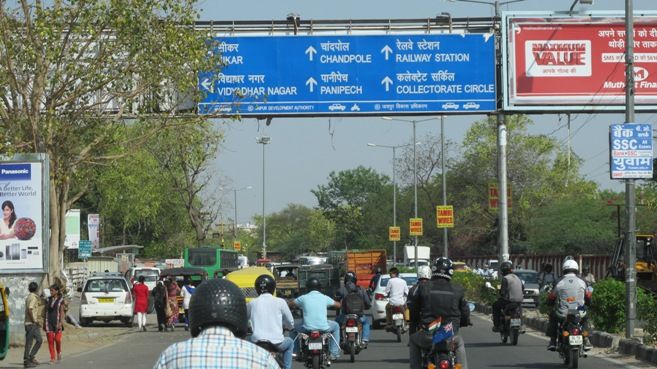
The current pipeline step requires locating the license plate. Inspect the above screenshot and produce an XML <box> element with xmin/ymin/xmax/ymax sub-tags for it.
<box><xmin>510</xmin><ymin>319</ymin><xmax>521</xmax><ymax>327</ymax></box>
<box><xmin>569</xmin><ymin>335</ymin><xmax>583</xmax><ymax>346</ymax></box>
<box><xmin>307</xmin><ymin>342</ymin><xmax>323</xmax><ymax>350</ymax></box>
<box><xmin>97</xmin><ymin>297</ymin><xmax>114</xmax><ymax>303</ymax></box>
<box><xmin>345</xmin><ymin>327</ymin><xmax>359</xmax><ymax>333</ymax></box>
<box><xmin>392</xmin><ymin>313</ymin><xmax>404</xmax><ymax>320</ymax></box>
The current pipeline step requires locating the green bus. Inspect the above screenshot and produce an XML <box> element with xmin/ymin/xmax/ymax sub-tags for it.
<box><xmin>183</xmin><ymin>247</ymin><xmax>239</xmax><ymax>278</ymax></box>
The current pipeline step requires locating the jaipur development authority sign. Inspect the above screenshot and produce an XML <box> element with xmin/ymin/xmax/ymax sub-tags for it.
<box><xmin>503</xmin><ymin>14</ymin><xmax>657</xmax><ymax>111</ymax></box>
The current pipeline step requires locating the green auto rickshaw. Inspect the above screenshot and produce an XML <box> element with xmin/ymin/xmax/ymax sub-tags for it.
<box><xmin>0</xmin><ymin>282</ymin><xmax>10</xmax><ymax>361</ymax></box>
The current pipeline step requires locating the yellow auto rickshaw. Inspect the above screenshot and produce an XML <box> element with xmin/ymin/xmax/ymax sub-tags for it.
<box><xmin>0</xmin><ymin>282</ymin><xmax>10</xmax><ymax>361</ymax></box>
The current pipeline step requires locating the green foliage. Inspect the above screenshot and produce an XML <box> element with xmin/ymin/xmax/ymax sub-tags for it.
<box><xmin>589</xmin><ymin>278</ymin><xmax>655</xmax><ymax>334</ymax></box>
<box><xmin>451</xmin><ymin>272</ymin><xmax>498</xmax><ymax>305</ymax></box>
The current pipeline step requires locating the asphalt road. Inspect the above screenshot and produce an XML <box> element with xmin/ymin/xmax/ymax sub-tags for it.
<box><xmin>47</xmin><ymin>312</ymin><xmax>654</xmax><ymax>369</ymax></box>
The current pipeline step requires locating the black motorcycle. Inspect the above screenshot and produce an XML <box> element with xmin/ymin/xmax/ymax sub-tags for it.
<box><xmin>498</xmin><ymin>303</ymin><xmax>522</xmax><ymax>345</ymax></box>
<box><xmin>299</xmin><ymin>330</ymin><xmax>332</xmax><ymax>369</ymax></box>
<box><xmin>340</xmin><ymin>314</ymin><xmax>363</xmax><ymax>363</ymax></box>
<box><xmin>421</xmin><ymin>320</ymin><xmax>457</xmax><ymax>369</ymax></box>
<box><xmin>556</xmin><ymin>308</ymin><xmax>587</xmax><ymax>369</ymax></box>
<box><xmin>254</xmin><ymin>340</ymin><xmax>285</xmax><ymax>368</ymax></box>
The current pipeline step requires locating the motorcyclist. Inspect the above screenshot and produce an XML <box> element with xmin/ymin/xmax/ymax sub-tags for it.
<box><xmin>408</xmin><ymin>265</ymin><xmax>431</xmax><ymax>335</ymax></box>
<box><xmin>248</xmin><ymin>275</ymin><xmax>295</xmax><ymax>369</ymax></box>
<box><xmin>409</xmin><ymin>257</ymin><xmax>471</xmax><ymax>369</ymax></box>
<box><xmin>289</xmin><ymin>277</ymin><xmax>342</xmax><ymax>361</ymax></box>
<box><xmin>384</xmin><ymin>267</ymin><xmax>409</xmax><ymax>328</ymax></box>
<box><xmin>491</xmin><ymin>261</ymin><xmax>524</xmax><ymax>332</ymax></box>
<box><xmin>538</xmin><ymin>263</ymin><xmax>557</xmax><ymax>290</ymax></box>
<box><xmin>369</xmin><ymin>267</ymin><xmax>383</xmax><ymax>291</ymax></box>
<box><xmin>335</xmin><ymin>271</ymin><xmax>372</xmax><ymax>348</ymax></box>
<box><xmin>153</xmin><ymin>279</ymin><xmax>279</xmax><ymax>369</ymax></box>
<box><xmin>546</xmin><ymin>259</ymin><xmax>592</xmax><ymax>352</ymax></box>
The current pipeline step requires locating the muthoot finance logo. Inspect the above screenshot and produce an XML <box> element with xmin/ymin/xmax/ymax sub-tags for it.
<box><xmin>524</xmin><ymin>40</ymin><xmax>592</xmax><ymax>77</ymax></box>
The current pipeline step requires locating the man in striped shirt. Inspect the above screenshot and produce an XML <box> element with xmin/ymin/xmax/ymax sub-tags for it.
<box><xmin>153</xmin><ymin>279</ymin><xmax>279</xmax><ymax>369</ymax></box>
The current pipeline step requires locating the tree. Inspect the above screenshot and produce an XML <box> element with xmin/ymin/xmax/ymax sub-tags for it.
<box><xmin>312</xmin><ymin>166</ymin><xmax>389</xmax><ymax>248</ymax></box>
<box><xmin>0</xmin><ymin>1</ymin><xmax>218</xmax><ymax>278</ymax></box>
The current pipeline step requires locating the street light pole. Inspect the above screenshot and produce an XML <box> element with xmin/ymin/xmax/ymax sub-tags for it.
<box><xmin>368</xmin><ymin>142</ymin><xmax>417</xmax><ymax>266</ymax></box>
<box><xmin>231</xmin><ymin>186</ymin><xmax>252</xmax><ymax>238</ymax></box>
<box><xmin>256</xmin><ymin>136</ymin><xmax>271</xmax><ymax>259</ymax></box>
<box><xmin>441</xmin><ymin>116</ymin><xmax>449</xmax><ymax>257</ymax></box>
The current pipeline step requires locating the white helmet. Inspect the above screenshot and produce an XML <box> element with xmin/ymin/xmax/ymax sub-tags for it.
<box><xmin>417</xmin><ymin>265</ymin><xmax>432</xmax><ymax>280</ymax></box>
<box><xmin>562</xmin><ymin>259</ymin><xmax>579</xmax><ymax>272</ymax></box>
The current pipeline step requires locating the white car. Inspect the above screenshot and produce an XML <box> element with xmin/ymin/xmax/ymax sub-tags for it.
<box><xmin>79</xmin><ymin>273</ymin><xmax>134</xmax><ymax>326</ymax></box>
<box><xmin>442</xmin><ymin>102</ymin><xmax>459</xmax><ymax>110</ymax></box>
<box><xmin>463</xmin><ymin>102</ymin><xmax>481</xmax><ymax>110</ymax></box>
<box><xmin>328</xmin><ymin>103</ymin><xmax>346</xmax><ymax>111</ymax></box>
<box><xmin>369</xmin><ymin>272</ymin><xmax>418</xmax><ymax>328</ymax></box>
<box><xmin>125</xmin><ymin>266</ymin><xmax>161</xmax><ymax>291</ymax></box>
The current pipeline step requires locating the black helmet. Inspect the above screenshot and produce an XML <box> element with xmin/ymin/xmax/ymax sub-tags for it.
<box><xmin>255</xmin><ymin>274</ymin><xmax>276</xmax><ymax>295</ymax></box>
<box><xmin>432</xmin><ymin>257</ymin><xmax>454</xmax><ymax>280</ymax></box>
<box><xmin>344</xmin><ymin>271</ymin><xmax>357</xmax><ymax>284</ymax></box>
<box><xmin>306</xmin><ymin>277</ymin><xmax>322</xmax><ymax>292</ymax></box>
<box><xmin>500</xmin><ymin>261</ymin><xmax>513</xmax><ymax>275</ymax></box>
<box><xmin>189</xmin><ymin>279</ymin><xmax>247</xmax><ymax>338</ymax></box>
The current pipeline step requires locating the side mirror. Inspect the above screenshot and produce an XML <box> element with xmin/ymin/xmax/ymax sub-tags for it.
<box><xmin>467</xmin><ymin>302</ymin><xmax>475</xmax><ymax>312</ymax></box>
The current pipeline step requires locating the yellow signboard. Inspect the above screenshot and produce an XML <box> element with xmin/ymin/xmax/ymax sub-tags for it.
<box><xmin>409</xmin><ymin>218</ymin><xmax>423</xmax><ymax>236</ymax></box>
<box><xmin>389</xmin><ymin>226</ymin><xmax>401</xmax><ymax>241</ymax></box>
<box><xmin>436</xmin><ymin>205</ymin><xmax>454</xmax><ymax>228</ymax></box>
<box><xmin>488</xmin><ymin>183</ymin><xmax>512</xmax><ymax>211</ymax></box>
<box><xmin>233</xmin><ymin>241</ymin><xmax>242</xmax><ymax>251</ymax></box>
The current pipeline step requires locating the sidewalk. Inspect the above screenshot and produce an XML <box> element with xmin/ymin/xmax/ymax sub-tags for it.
<box><xmin>2</xmin><ymin>322</ymin><xmax>135</xmax><ymax>368</ymax></box>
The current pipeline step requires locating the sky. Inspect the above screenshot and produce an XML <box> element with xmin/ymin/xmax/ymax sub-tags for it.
<box><xmin>197</xmin><ymin>0</ymin><xmax>657</xmax><ymax>225</ymax></box>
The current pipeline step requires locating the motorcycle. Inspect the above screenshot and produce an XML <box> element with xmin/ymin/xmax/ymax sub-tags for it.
<box><xmin>299</xmin><ymin>330</ymin><xmax>332</xmax><ymax>369</ymax></box>
<box><xmin>498</xmin><ymin>303</ymin><xmax>522</xmax><ymax>345</ymax></box>
<box><xmin>340</xmin><ymin>314</ymin><xmax>363</xmax><ymax>363</ymax></box>
<box><xmin>421</xmin><ymin>319</ymin><xmax>459</xmax><ymax>369</ymax></box>
<box><xmin>254</xmin><ymin>340</ymin><xmax>285</xmax><ymax>368</ymax></box>
<box><xmin>556</xmin><ymin>307</ymin><xmax>587</xmax><ymax>369</ymax></box>
<box><xmin>389</xmin><ymin>304</ymin><xmax>407</xmax><ymax>342</ymax></box>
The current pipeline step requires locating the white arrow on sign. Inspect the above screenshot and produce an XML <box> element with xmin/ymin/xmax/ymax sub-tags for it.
<box><xmin>305</xmin><ymin>46</ymin><xmax>317</xmax><ymax>61</ymax></box>
<box><xmin>306</xmin><ymin>77</ymin><xmax>317</xmax><ymax>92</ymax></box>
<box><xmin>381</xmin><ymin>76</ymin><xmax>393</xmax><ymax>92</ymax></box>
<box><xmin>201</xmin><ymin>78</ymin><xmax>214</xmax><ymax>93</ymax></box>
<box><xmin>381</xmin><ymin>45</ymin><xmax>393</xmax><ymax>60</ymax></box>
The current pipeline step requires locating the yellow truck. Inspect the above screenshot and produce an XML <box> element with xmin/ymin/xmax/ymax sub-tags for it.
<box><xmin>0</xmin><ymin>282</ymin><xmax>9</xmax><ymax>361</ymax></box>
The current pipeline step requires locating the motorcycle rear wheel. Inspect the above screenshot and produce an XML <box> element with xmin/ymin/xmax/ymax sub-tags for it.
<box><xmin>312</xmin><ymin>355</ymin><xmax>320</xmax><ymax>369</ymax></box>
<box><xmin>349</xmin><ymin>342</ymin><xmax>356</xmax><ymax>362</ymax></box>
<box><xmin>569</xmin><ymin>349</ymin><xmax>579</xmax><ymax>369</ymax></box>
<box><xmin>511</xmin><ymin>328</ymin><xmax>519</xmax><ymax>345</ymax></box>
<box><xmin>396</xmin><ymin>327</ymin><xmax>402</xmax><ymax>342</ymax></box>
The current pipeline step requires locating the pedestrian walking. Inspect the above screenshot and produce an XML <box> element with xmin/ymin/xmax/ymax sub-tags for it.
<box><xmin>180</xmin><ymin>277</ymin><xmax>195</xmax><ymax>331</ymax></box>
<box><xmin>164</xmin><ymin>278</ymin><xmax>180</xmax><ymax>331</ymax></box>
<box><xmin>44</xmin><ymin>284</ymin><xmax>66</xmax><ymax>364</ymax></box>
<box><xmin>152</xmin><ymin>280</ymin><xmax>167</xmax><ymax>331</ymax></box>
<box><xmin>24</xmin><ymin>282</ymin><xmax>43</xmax><ymax>368</ymax></box>
<box><xmin>133</xmin><ymin>275</ymin><xmax>150</xmax><ymax>331</ymax></box>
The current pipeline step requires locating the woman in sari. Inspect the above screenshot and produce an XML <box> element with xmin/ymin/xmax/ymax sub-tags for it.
<box><xmin>164</xmin><ymin>277</ymin><xmax>180</xmax><ymax>331</ymax></box>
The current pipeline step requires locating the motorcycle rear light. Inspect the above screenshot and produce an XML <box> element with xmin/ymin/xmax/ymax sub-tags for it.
<box><xmin>392</xmin><ymin>305</ymin><xmax>403</xmax><ymax>313</ymax></box>
<box><xmin>346</xmin><ymin>319</ymin><xmax>356</xmax><ymax>327</ymax></box>
<box><xmin>562</xmin><ymin>331</ymin><xmax>570</xmax><ymax>337</ymax></box>
<box><xmin>375</xmin><ymin>293</ymin><xmax>386</xmax><ymax>300</ymax></box>
<box><xmin>571</xmin><ymin>328</ymin><xmax>580</xmax><ymax>335</ymax></box>
<box><xmin>310</xmin><ymin>331</ymin><xmax>321</xmax><ymax>339</ymax></box>
<box><xmin>583</xmin><ymin>331</ymin><xmax>589</xmax><ymax>337</ymax></box>
<box><xmin>439</xmin><ymin>360</ymin><xmax>450</xmax><ymax>369</ymax></box>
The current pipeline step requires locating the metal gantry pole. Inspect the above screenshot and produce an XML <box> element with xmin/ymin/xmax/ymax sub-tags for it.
<box><xmin>495</xmin><ymin>1</ymin><xmax>509</xmax><ymax>263</ymax></box>
<box><xmin>441</xmin><ymin>116</ymin><xmax>449</xmax><ymax>257</ymax></box>
<box><xmin>262</xmin><ymin>141</ymin><xmax>267</xmax><ymax>259</ymax></box>
<box><xmin>625</xmin><ymin>0</ymin><xmax>637</xmax><ymax>339</ymax></box>
<box><xmin>233</xmin><ymin>189</ymin><xmax>238</xmax><ymax>238</ymax></box>
<box><xmin>413</xmin><ymin>120</ymin><xmax>419</xmax><ymax>271</ymax></box>
<box><xmin>393</xmin><ymin>147</ymin><xmax>398</xmax><ymax>266</ymax></box>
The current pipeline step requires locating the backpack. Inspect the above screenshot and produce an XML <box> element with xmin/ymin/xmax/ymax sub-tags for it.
<box><xmin>343</xmin><ymin>289</ymin><xmax>365</xmax><ymax>315</ymax></box>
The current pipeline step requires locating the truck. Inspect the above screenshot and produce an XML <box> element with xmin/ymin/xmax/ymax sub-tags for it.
<box><xmin>329</xmin><ymin>249</ymin><xmax>387</xmax><ymax>291</ymax></box>
<box><xmin>403</xmin><ymin>245</ymin><xmax>431</xmax><ymax>267</ymax></box>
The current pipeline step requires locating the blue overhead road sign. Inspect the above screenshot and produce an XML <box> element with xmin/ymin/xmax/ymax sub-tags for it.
<box><xmin>198</xmin><ymin>34</ymin><xmax>496</xmax><ymax>116</ymax></box>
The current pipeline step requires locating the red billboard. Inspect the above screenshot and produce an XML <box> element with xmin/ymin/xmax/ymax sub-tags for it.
<box><xmin>505</xmin><ymin>16</ymin><xmax>657</xmax><ymax>110</ymax></box>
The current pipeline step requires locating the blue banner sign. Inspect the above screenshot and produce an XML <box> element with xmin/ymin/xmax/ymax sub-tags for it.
<box><xmin>78</xmin><ymin>240</ymin><xmax>92</xmax><ymax>259</ymax></box>
<box><xmin>198</xmin><ymin>34</ymin><xmax>496</xmax><ymax>116</ymax></box>
<box><xmin>609</xmin><ymin>123</ymin><xmax>653</xmax><ymax>179</ymax></box>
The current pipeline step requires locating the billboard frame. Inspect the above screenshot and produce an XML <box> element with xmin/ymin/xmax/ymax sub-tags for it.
<box><xmin>0</xmin><ymin>153</ymin><xmax>50</xmax><ymax>274</ymax></box>
<box><xmin>502</xmin><ymin>10</ymin><xmax>657</xmax><ymax>113</ymax></box>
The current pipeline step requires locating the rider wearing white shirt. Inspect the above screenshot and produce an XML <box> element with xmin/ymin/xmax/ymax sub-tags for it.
<box><xmin>384</xmin><ymin>268</ymin><xmax>408</xmax><ymax>327</ymax></box>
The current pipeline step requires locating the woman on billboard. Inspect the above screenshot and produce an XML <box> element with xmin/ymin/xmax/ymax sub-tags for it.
<box><xmin>0</xmin><ymin>200</ymin><xmax>16</xmax><ymax>239</ymax></box>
